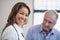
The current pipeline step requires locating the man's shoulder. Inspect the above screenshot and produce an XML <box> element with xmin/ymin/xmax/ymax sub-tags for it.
<box><xmin>53</xmin><ymin>28</ymin><xmax>60</xmax><ymax>39</ymax></box>
<box><xmin>53</xmin><ymin>28</ymin><xmax>60</xmax><ymax>35</ymax></box>
<box><xmin>28</xmin><ymin>24</ymin><xmax>42</xmax><ymax>32</ymax></box>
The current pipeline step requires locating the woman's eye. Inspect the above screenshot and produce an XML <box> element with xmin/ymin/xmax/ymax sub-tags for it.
<box><xmin>19</xmin><ymin>13</ymin><xmax>28</xmax><ymax>17</ymax></box>
<box><xmin>19</xmin><ymin>13</ymin><xmax>24</xmax><ymax>15</ymax></box>
<box><xmin>25</xmin><ymin>14</ymin><xmax>28</xmax><ymax>16</ymax></box>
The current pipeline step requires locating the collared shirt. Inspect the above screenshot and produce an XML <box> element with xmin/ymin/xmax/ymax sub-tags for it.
<box><xmin>1</xmin><ymin>23</ymin><xmax>24</xmax><ymax>40</ymax></box>
<box><xmin>26</xmin><ymin>24</ymin><xmax>60</xmax><ymax>40</ymax></box>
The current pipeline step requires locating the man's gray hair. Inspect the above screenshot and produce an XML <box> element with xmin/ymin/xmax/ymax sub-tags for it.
<box><xmin>45</xmin><ymin>10</ymin><xmax>58</xmax><ymax>21</ymax></box>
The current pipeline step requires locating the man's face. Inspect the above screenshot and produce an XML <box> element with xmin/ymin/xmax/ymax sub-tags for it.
<box><xmin>42</xmin><ymin>13</ymin><xmax>56</xmax><ymax>32</ymax></box>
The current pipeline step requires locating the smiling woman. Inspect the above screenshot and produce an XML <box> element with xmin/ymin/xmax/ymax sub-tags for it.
<box><xmin>1</xmin><ymin>2</ymin><xmax>30</xmax><ymax>40</ymax></box>
<box><xmin>15</xmin><ymin>7</ymin><xmax>29</xmax><ymax>27</ymax></box>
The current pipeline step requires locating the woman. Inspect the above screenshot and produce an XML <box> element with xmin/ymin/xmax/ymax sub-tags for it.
<box><xmin>1</xmin><ymin>2</ymin><xmax>30</xmax><ymax>40</ymax></box>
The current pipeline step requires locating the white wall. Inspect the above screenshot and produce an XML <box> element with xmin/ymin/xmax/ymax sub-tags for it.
<box><xmin>0</xmin><ymin>0</ymin><xmax>33</xmax><ymax>39</ymax></box>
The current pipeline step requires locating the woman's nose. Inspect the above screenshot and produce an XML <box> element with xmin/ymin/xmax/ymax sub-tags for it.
<box><xmin>22</xmin><ymin>15</ymin><xmax>26</xmax><ymax>19</ymax></box>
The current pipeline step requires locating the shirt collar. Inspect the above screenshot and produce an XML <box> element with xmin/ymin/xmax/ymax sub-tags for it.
<box><xmin>13</xmin><ymin>23</ymin><xmax>23</xmax><ymax>33</ymax></box>
<box><xmin>39</xmin><ymin>24</ymin><xmax>55</xmax><ymax>35</ymax></box>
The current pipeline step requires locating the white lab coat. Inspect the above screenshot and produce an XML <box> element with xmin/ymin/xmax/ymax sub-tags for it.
<box><xmin>1</xmin><ymin>23</ymin><xmax>25</xmax><ymax>40</ymax></box>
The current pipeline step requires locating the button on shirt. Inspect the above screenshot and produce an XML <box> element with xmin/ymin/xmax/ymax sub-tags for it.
<box><xmin>26</xmin><ymin>24</ymin><xmax>60</xmax><ymax>40</ymax></box>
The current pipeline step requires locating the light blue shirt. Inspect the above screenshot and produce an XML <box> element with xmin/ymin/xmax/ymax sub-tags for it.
<box><xmin>26</xmin><ymin>24</ymin><xmax>60</xmax><ymax>40</ymax></box>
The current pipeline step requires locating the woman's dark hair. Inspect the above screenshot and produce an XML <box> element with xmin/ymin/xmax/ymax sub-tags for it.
<box><xmin>2</xmin><ymin>2</ymin><xmax>30</xmax><ymax>33</ymax></box>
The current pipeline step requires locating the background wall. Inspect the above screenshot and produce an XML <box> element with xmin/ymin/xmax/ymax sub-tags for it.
<box><xmin>0</xmin><ymin>0</ymin><xmax>33</xmax><ymax>39</ymax></box>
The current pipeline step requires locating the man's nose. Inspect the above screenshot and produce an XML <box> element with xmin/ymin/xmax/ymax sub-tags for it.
<box><xmin>45</xmin><ymin>22</ymin><xmax>49</xmax><ymax>26</ymax></box>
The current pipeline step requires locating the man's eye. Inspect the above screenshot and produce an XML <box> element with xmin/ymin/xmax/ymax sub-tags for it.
<box><xmin>44</xmin><ymin>19</ymin><xmax>47</xmax><ymax>22</ymax></box>
<box><xmin>48</xmin><ymin>21</ymin><xmax>52</xmax><ymax>24</ymax></box>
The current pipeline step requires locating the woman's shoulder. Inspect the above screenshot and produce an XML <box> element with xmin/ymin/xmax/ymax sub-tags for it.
<box><xmin>3</xmin><ymin>25</ymin><xmax>14</xmax><ymax>33</ymax></box>
<box><xmin>2</xmin><ymin>25</ymin><xmax>17</xmax><ymax>36</ymax></box>
<box><xmin>1</xmin><ymin>25</ymin><xmax>18</xmax><ymax>40</ymax></box>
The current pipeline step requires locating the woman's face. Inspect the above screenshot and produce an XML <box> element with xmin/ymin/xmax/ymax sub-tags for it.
<box><xmin>15</xmin><ymin>7</ymin><xmax>29</xmax><ymax>26</ymax></box>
